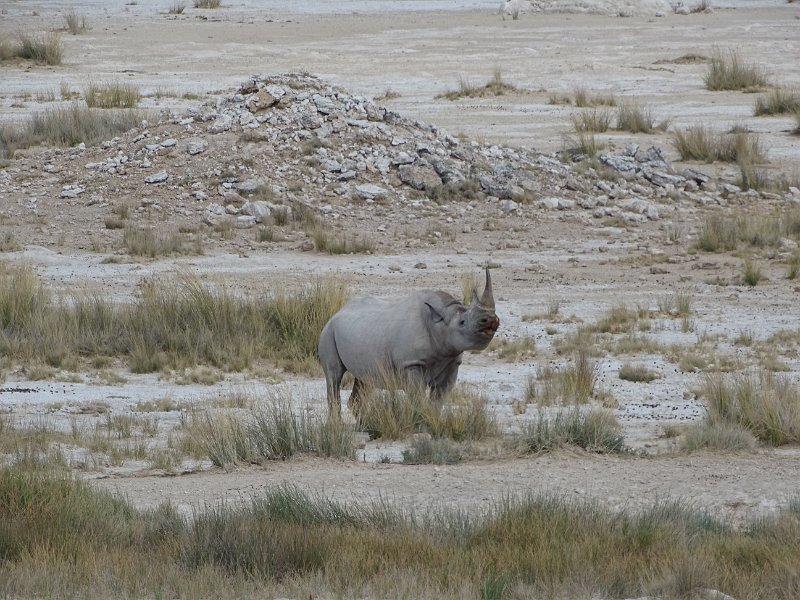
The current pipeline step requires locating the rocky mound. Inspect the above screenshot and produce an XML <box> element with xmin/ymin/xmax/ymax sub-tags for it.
<box><xmin>0</xmin><ymin>73</ymin><xmax>794</xmax><ymax>255</ymax></box>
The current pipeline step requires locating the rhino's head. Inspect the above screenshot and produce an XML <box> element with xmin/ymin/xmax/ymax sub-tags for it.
<box><xmin>426</xmin><ymin>268</ymin><xmax>500</xmax><ymax>353</ymax></box>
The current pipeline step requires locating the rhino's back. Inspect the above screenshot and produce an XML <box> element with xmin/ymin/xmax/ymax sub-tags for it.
<box><xmin>326</xmin><ymin>293</ymin><xmax>431</xmax><ymax>377</ymax></box>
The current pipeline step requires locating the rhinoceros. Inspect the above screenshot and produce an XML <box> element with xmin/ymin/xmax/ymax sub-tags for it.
<box><xmin>318</xmin><ymin>268</ymin><xmax>499</xmax><ymax>417</ymax></box>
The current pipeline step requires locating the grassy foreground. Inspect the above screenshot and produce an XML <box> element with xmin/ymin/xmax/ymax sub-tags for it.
<box><xmin>1</xmin><ymin>466</ymin><xmax>799</xmax><ymax>599</ymax></box>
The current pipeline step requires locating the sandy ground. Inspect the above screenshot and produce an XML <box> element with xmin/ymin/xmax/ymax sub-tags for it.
<box><xmin>1</xmin><ymin>1</ymin><xmax>800</xmax><ymax>527</ymax></box>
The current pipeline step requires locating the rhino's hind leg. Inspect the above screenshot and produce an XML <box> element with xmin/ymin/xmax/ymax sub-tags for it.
<box><xmin>318</xmin><ymin>327</ymin><xmax>346</xmax><ymax>417</ymax></box>
<box><xmin>347</xmin><ymin>378</ymin><xmax>366</xmax><ymax>416</ymax></box>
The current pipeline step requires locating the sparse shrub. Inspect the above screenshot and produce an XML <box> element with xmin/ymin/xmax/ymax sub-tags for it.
<box><xmin>566</xmin><ymin>130</ymin><xmax>603</xmax><ymax>159</ymax></box>
<box><xmin>671</xmin><ymin>126</ymin><xmax>765</xmax><ymax>163</ymax></box>
<box><xmin>696</xmin><ymin>215</ymin><xmax>738</xmax><ymax>252</ymax></box>
<box><xmin>704</xmin><ymin>48</ymin><xmax>768</xmax><ymax>91</ymax></box>
<box><xmin>518</xmin><ymin>407</ymin><xmax>625</xmax><ymax>453</ymax></box>
<box><xmin>122</xmin><ymin>227</ymin><xmax>195</xmax><ymax>257</ymax></box>
<box><xmin>438</xmin><ymin>69</ymin><xmax>520</xmax><ymax>100</ymax></box>
<box><xmin>0</xmin><ymin>233</ymin><xmax>21</xmax><ymax>252</ymax></box>
<box><xmin>193</xmin><ymin>0</ymin><xmax>221</xmax><ymax>7</ymax></box>
<box><xmin>64</xmin><ymin>10</ymin><xmax>90</xmax><ymax>34</ymax></box>
<box><xmin>703</xmin><ymin>371</ymin><xmax>800</xmax><ymax>445</ymax></box>
<box><xmin>619</xmin><ymin>364</ymin><xmax>660</xmax><ymax>383</ymax></box>
<box><xmin>492</xmin><ymin>336</ymin><xmax>536</xmax><ymax>361</ymax></box>
<box><xmin>402</xmin><ymin>436</ymin><xmax>463</xmax><ymax>464</ymax></box>
<box><xmin>16</xmin><ymin>32</ymin><xmax>63</xmax><ymax>65</ymax></box>
<box><xmin>530</xmin><ymin>352</ymin><xmax>598</xmax><ymax>405</ymax></box>
<box><xmin>573</xmin><ymin>87</ymin><xmax>617</xmax><ymax>108</ymax></box>
<box><xmin>356</xmin><ymin>376</ymin><xmax>495</xmax><ymax>442</ymax></box>
<box><xmin>753</xmin><ymin>88</ymin><xmax>800</xmax><ymax>116</ymax></box>
<box><xmin>85</xmin><ymin>81</ymin><xmax>140</xmax><ymax>108</ymax></box>
<box><xmin>168</xmin><ymin>2</ymin><xmax>187</xmax><ymax>13</ymax></box>
<box><xmin>742</xmin><ymin>256</ymin><xmax>762</xmax><ymax>286</ymax></box>
<box><xmin>615</xmin><ymin>103</ymin><xmax>669</xmax><ymax>134</ymax></box>
<box><xmin>571</xmin><ymin>109</ymin><xmax>612</xmax><ymax>133</ymax></box>
<box><xmin>787</xmin><ymin>251</ymin><xmax>800</xmax><ymax>280</ymax></box>
<box><xmin>312</xmin><ymin>227</ymin><xmax>375</xmax><ymax>254</ymax></box>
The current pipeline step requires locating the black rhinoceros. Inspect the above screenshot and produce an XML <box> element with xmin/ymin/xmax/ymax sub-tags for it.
<box><xmin>318</xmin><ymin>268</ymin><xmax>499</xmax><ymax>417</ymax></box>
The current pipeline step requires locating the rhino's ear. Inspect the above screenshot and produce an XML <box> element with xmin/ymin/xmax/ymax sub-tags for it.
<box><xmin>425</xmin><ymin>302</ymin><xmax>446</xmax><ymax>324</ymax></box>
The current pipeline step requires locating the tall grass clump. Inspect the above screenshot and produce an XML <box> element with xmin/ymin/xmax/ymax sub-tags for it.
<box><xmin>64</xmin><ymin>11</ymin><xmax>90</xmax><ymax>34</ymax></box>
<box><xmin>696</xmin><ymin>215</ymin><xmax>739</xmax><ymax>252</ymax></box>
<box><xmin>529</xmin><ymin>352</ymin><xmax>598</xmax><ymax>405</ymax></box>
<box><xmin>355</xmin><ymin>376</ymin><xmax>496</xmax><ymax>441</ymax></box>
<box><xmin>311</xmin><ymin>227</ymin><xmax>375</xmax><ymax>255</ymax></box>
<box><xmin>0</xmin><ymin>266</ymin><xmax>348</xmax><ymax>373</ymax></box>
<box><xmin>517</xmin><ymin>407</ymin><xmax>625</xmax><ymax>453</ymax></box>
<box><xmin>16</xmin><ymin>32</ymin><xmax>63</xmax><ymax>65</ymax></box>
<box><xmin>85</xmin><ymin>81</ymin><xmax>140</xmax><ymax>108</ymax></box>
<box><xmin>437</xmin><ymin>69</ymin><xmax>520</xmax><ymax>100</ymax></box>
<box><xmin>573</xmin><ymin>87</ymin><xmax>617</xmax><ymax>108</ymax></box>
<box><xmin>704</xmin><ymin>48</ymin><xmax>768</xmax><ymax>91</ymax></box>
<box><xmin>672</xmin><ymin>126</ymin><xmax>765</xmax><ymax>163</ymax></box>
<box><xmin>615</xmin><ymin>103</ymin><xmax>669</xmax><ymax>134</ymax></box>
<box><xmin>122</xmin><ymin>227</ymin><xmax>196</xmax><ymax>257</ymax></box>
<box><xmin>0</xmin><ymin>104</ymin><xmax>145</xmax><ymax>159</ymax></box>
<box><xmin>680</xmin><ymin>421</ymin><xmax>758</xmax><ymax>452</ymax></box>
<box><xmin>571</xmin><ymin>109</ymin><xmax>612</xmax><ymax>133</ymax></box>
<box><xmin>194</xmin><ymin>0</ymin><xmax>222</xmax><ymax>7</ymax></box>
<box><xmin>5</xmin><ymin>467</ymin><xmax>800</xmax><ymax>598</ymax></box>
<box><xmin>184</xmin><ymin>396</ymin><xmax>356</xmax><ymax>466</ymax></box>
<box><xmin>753</xmin><ymin>88</ymin><xmax>800</xmax><ymax>116</ymax></box>
<box><xmin>702</xmin><ymin>371</ymin><xmax>800</xmax><ymax>445</ymax></box>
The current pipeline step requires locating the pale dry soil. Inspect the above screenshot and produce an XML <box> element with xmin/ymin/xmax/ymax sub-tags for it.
<box><xmin>1</xmin><ymin>2</ymin><xmax>800</xmax><ymax>526</ymax></box>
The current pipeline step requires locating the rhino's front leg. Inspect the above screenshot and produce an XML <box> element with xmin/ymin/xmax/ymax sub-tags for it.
<box><xmin>429</xmin><ymin>360</ymin><xmax>461</xmax><ymax>411</ymax></box>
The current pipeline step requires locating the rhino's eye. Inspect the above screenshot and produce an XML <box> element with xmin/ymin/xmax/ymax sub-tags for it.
<box><xmin>459</xmin><ymin>319</ymin><xmax>466</xmax><ymax>326</ymax></box>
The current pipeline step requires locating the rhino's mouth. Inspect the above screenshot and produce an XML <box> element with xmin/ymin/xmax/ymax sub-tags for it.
<box><xmin>482</xmin><ymin>316</ymin><xmax>500</xmax><ymax>337</ymax></box>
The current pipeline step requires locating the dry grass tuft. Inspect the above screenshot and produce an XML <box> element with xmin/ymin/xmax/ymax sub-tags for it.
<box><xmin>571</xmin><ymin>109</ymin><xmax>612</xmax><ymax>133</ymax></box>
<box><xmin>573</xmin><ymin>87</ymin><xmax>617</xmax><ymax>108</ymax></box>
<box><xmin>753</xmin><ymin>88</ymin><xmax>800</xmax><ymax>116</ymax></box>
<box><xmin>64</xmin><ymin>11</ymin><xmax>90</xmax><ymax>34</ymax></box>
<box><xmin>194</xmin><ymin>0</ymin><xmax>221</xmax><ymax>7</ymax></box>
<box><xmin>615</xmin><ymin>103</ymin><xmax>670</xmax><ymax>134</ymax></box>
<box><xmin>671</xmin><ymin>126</ymin><xmax>766</xmax><ymax>163</ymax></box>
<box><xmin>702</xmin><ymin>371</ymin><xmax>800</xmax><ymax>445</ymax></box>
<box><xmin>437</xmin><ymin>69</ymin><xmax>521</xmax><ymax>100</ymax></box>
<box><xmin>0</xmin><ymin>104</ymin><xmax>145</xmax><ymax>159</ymax></box>
<box><xmin>517</xmin><ymin>407</ymin><xmax>625</xmax><ymax>453</ymax></box>
<box><xmin>85</xmin><ymin>81</ymin><xmax>140</xmax><ymax>108</ymax></box>
<box><xmin>704</xmin><ymin>48</ymin><xmax>768</xmax><ymax>91</ymax></box>
<box><xmin>14</xmin><ymin>32</ymin><xmax>64</xmax><ymax>65</ymax></box>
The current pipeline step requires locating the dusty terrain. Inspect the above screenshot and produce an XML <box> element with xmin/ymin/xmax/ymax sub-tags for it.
<box><xmin>1</xmin><ymin>0</ymin><xmax>800</xmax><ymax>529</ymax></box>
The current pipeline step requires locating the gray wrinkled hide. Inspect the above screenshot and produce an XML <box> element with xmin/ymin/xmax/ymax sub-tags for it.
<box><xmin>318</xmin><ymin>271</ymin><xmax>499</xmax><ymax>417</ymax></box>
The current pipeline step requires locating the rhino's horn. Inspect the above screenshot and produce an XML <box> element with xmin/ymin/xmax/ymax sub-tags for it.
<box><xmin>480</xmin><ymin>267</ymin><xmax>495</xmax><ymax>309</ymax></box>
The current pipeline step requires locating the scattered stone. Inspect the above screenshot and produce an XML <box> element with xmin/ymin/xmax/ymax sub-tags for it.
<box><xmin>59</xmin><ymin>185</ymin><xmax>85</xmax><ymax>199</ymax></box>
<box><xmin>355</xmin><ymin>183</ymin><xmax>389</xmax><ymax>201</ymax></box>
<box><xmin>187</xmin><ymin>139</ymin><xmax>208</xmax><ymax>155</ymax></box>
<box><xmin>144</xmin><ymin>170</ymin><xmax>169</xmax><ymax>184</ymax></box>
<box><xmin>414</xmin><ymin>262</ymin><xmax>427</xmax><ymax>269</ymax></box>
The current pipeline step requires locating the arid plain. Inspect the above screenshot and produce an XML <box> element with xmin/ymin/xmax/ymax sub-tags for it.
<box><xmin>2</xmin><ymin>0</ymin><xmax>800</xmax><ymax>575</ymax></box>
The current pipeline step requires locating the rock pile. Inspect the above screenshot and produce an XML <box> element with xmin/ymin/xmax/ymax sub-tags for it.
<box><xmin>0</xmin><ymin>72</ymin><xmax>796</xmax><ymax>251</ymax></box>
